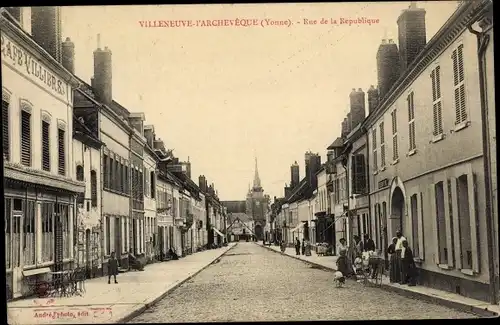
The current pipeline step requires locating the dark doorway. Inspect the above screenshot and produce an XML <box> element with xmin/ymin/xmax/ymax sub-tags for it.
<box><xmin>391</xmin><ymin>187</ymin><xmax>405</xmax><ymax>237</ymax></box>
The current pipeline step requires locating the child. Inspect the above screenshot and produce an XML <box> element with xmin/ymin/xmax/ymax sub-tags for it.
<box><xmin>336</xmin><ymin>249</ymin><xmax>350</xmax><ymax>277</ymax></box>
<box><xmin>108</xmin><ymin>252</ymin><xmax>119</xmax><ymax>284</ymax></box>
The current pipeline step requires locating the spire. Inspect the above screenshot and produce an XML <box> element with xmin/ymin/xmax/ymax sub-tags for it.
<box><xmin>253</xmin><ymin>156</ymin><xmax>261</xmax><ymax>189</ymax></box>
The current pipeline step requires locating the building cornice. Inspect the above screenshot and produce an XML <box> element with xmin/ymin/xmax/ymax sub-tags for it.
<box><xmin>4</xmin><ymin>161</ymin><xmax>85</xmax><ymax>193</ymax></box>
<box><xmin>362</xmin><ymin>0</ymin><xmax>490</xmax><ymax>129</ymax></box>
<box><xmin>0</xmin><ymin>10</ymin><xmax>80</xmax><ymax>89</ymax></box>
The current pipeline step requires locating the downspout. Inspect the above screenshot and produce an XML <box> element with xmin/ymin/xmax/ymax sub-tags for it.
<box><xmin>468</xmin><ymin>16</ymin><xmax>497</xmax><ymax>305</ymax></box>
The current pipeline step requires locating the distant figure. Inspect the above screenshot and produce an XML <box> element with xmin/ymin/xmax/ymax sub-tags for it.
<box><xmin>336</xmin><ymin>249</ymin><xmax>351</xmax><ymax>278</ymax></box>
<box><xmin>301</xmin><ymin>238</ymin><xmax>306</xmax><ymax>255</ymax></box>
<box><xmin>363</xmin><ymin>234</ymin><xmax>376</xmax><ymax>252</ymax></box>
<box><xmin>395</xmin><ymin>231</ymin><xmax>407</xmax><ymax>284</ymax></box>
<box><xmin>401</xmin><ymin>240</ymin><xmax>417</xmax><ymax>286</ymax></box>
<box><xmin>167</xmin><ymin>248</ymin><xmax>179</xmax><ymax>260</ymax></box>
<box><xmin>107</xmin><ymin>252</ymin><xmax>119</xmax><ymax>284</ymax></box>
<box><xmin>128</xmin><ymin>249</ymin><xmax>144</xmax><ymax>271</ymax></box>
<box><xmin>353</xmin><ymin>235</ymin><xmax>363</xmax><ymax>260</ymax></box>
<box><xmin>336</xmin><ymin>238</ymin><xmax>348</xmax><ymax>256</ymax></box>
<box><xmin>387</xmin><ymin>237</ymin><xmax>399</xmax><ymax>283</ymax></box>
<box><xmin>295</xmin><ymin>238</ymin><xmax>301</xmax><ymax>255</ymax></box>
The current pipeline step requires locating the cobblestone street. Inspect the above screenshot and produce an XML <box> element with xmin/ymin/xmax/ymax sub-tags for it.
<box><xmin>131</xmin><ymin>242</ymin><xmax>476</xmax><ymax>322</ymax></box>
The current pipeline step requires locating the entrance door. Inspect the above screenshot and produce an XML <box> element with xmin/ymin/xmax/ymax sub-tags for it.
<box><xmin>85</xmin><ymin>229</ymin><xmax>91</xmax><ymax>278</ymax></box>
<box><xmin>11</xmin><ymin>207</ymin><xmax>23</xmax><ymax>298</ymax></box>
<box><xmin>158</xmin><ymin>226</ymin><xmax>164</xmax><ymax>258</ymax></box>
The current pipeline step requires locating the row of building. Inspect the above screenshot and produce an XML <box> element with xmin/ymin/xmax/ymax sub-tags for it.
<box><xmin>269</xmin><ymin>1</ymin><xmax>497</xmax><ymax>304</ymax></box>
<box><xmin>2</xmin><ymin>7</ymin><xmax>227</xmax><ymax>300</ymax></box>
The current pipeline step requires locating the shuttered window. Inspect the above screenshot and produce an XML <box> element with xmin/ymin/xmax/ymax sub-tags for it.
<box><xmin>391</xmin><ymin>110</ymin><xmax>398</xmax><ymax>161</ymax></box>
<box><xmin>452</xmin><ymin>44</ymin><xmax>467</xmax><ymax>124</ymax></box>
<box><xmin>91</xmin><ymin>170</ymin><xmax>97</xmax><ymax>207</ymax></box>
<box><xmin>124</xmin><ymin>165</ymin><xmax>129</xmax><ymax>194</ymax></box>
<box><xmin>118</xmin><ymin>162</ymin><xmax>124</xmax><ymax>193</ymax></box>
<box><xmin>42</xmin><ymin>121</ymin><xmax>50</xmax><ymax>171</ymax></box>
<box><xmin>379</xmin><ymin>122</ymin><xmax>385</xmax><ymax>167</ymax></box>
<box><xmin>21</xmin><ymin>109</ymin><xmax>32</xmax><ymax>166</ymax></box>
<box><xmin>76</xmin><ymin>165</ymin><xmax>84</xmax><ymax>181</ymax></box>
<box><xmin>150</xmin><ymin>171</ymin><xmax>156</xmax><ymax>199</ymax></box>
<box><xmin>407</xmin><ymin>92</ymin><xmax>416</xmax><ymax>151</ymax></box>
<box><xmin>110</xmin><ymin>157</ymin><xmax>115</xmax><ymax>190</ymax></box>
<box><xmin>57</xmin><ymin>128</ymin><xmax>65</xmax><ymax>175</ymax></box>
<box><xmin>2</xmin><ymin>98</ymin><xmax>9</xmax><ymax>161</ymax></box>
<box><xmin>103</xmin><ymin>154</ymin><xmax>109</xmax><ymax>189</ymax></box>
<box><xmin>431</xmin><ymin>66</ymin><xmax>443</xmax><ymax>136</ymax></box>
<box><xmin>372</xmin><ymin>129</ymin><xmax>377</xmax><ymax>171</ymax></box>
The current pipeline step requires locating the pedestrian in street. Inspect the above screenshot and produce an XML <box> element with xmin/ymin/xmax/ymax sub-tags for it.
<box><xmin>387</xmin><ymin>237</ymin><xmax>399</xmax><ymax>283</ymax></box>
<box><xmin>301</xmin><ymin>238</ymin><xmax>306</xmax><ymax>255</ymax></box>
<box><xmin>363</xmin><ymin>233</ymin><xmax>376</xmax><ymax>252</ymax></box>
<box><xmin>295</xmin><ymin>238</ymin><xmax>300</xmax><ymax>255</ymax></box>
<box><xmin>353</xmin><ymin>235</ymin><xmax>363</xmax><ymax>259</ymax></box>
<box><xmin>107</xmin><ymin>252</ymin><xmax>119</xmax><ymax>284</ymax></box>
<box><xmin>336</xmin><ymin>238</ymin><xmax>347</xmax><ymax>256</ymax></box>
<box><xmin>401</xmin><ymin>240</ymin><xmax>417</xmax><ymax>286</ymax></box>
<box><xmin>336</xmin><ymin>249</ymin><xmax>351</xmax><ymax>278</ymax></box>
<box><xmin>395</xmin><ymin>230</ymin><xmax>407</xmax><ymax>284</ymax></box>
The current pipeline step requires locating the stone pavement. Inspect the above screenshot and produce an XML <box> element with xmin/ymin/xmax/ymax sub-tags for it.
<box><xmin>7</xmin><ymin>243</ymin><xmax>237</xmax><ymax>325</ymax></box>
<box><xmin>257</xmin><ymin>242</ymin><xmax>500</xmax><ymax>317</ymax></box>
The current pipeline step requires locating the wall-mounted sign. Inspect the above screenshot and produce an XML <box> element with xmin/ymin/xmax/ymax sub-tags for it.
<box><xmin>378</xmin><ymin>178</ymin><xmax>389</xmax><ymax>189</ymax></box>
<box><xmin>1</xmin><ymin>34</ymin><xmax>67</xmax><ymax>98</ymax></box>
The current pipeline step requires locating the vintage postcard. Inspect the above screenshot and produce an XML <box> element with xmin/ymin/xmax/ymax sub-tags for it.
<box><xmin>2</xmin><ymin>1</ymin><xmax>498</xmax><ymax>324</ymax></box>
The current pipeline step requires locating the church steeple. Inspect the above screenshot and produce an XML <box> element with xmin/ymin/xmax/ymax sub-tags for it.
<box><xmin>253</xmin><ymin>157</ymin><xmax>262</xmax><ymax>190</ymax></box>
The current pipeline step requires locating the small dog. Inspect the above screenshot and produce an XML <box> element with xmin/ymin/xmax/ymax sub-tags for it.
<box><xmin>333</xmin><ymin>271</ymin><xmax>345</xmax><ymax>287</ymax></box>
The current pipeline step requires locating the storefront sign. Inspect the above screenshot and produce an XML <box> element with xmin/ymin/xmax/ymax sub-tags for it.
<box><xmin>378</xmin><ymin>178</ymin><xmax>389</xmax><ymax>189</ymax></box>
<box><xmin>1</xmin><ymin>34</ymin><xmax>67</xmax><ymax>98</ymax></box>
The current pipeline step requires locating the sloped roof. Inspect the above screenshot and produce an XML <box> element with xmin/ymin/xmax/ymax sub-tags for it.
<box><xmin>327</xmin><ymin>137</ymin><xmax>344</xmax><ymax>150</ymax></box>
<box><xmin>73</xmin><ymin>116</ymin><xmax>103</xmax><ymax>149</ymax></box>
<box><xmin>222</xmin><ymin>201</ymin><xmax>247</xmax><ymax>214</ymax></box>
<box><xmin>286</xmin><ymin>178</ymin><xmax>314</xmax><ymax>204</ymax></box>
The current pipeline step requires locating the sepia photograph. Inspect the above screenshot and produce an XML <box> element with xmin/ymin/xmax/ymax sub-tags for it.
<box><xmin>1</xmin><ymin>1</ymin><xmax>498</xmax><ymax>323</ymax></box>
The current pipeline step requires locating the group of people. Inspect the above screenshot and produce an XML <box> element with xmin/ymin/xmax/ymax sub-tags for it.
<box><xmin>333</xmin><ymin>231</ymin><xmax>417</xmax><ymax>286</ymax></box>
<box><xmin>335</xmin><ymin>233</ymin><xmax>377</xmax><ymax>280</ymax></box>
<box><xmin>388</xmin><ymin>231</ymin><xmax>417</xmax><ymax>286</ymax></box>
<box><xmin>294</xmin><ymin>238</ymin><xmax>311</xmax><ymax>256</ymax></box>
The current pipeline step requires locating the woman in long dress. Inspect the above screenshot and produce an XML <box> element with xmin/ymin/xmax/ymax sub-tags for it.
<box><xmin>401</xmin><ymin>240</ymin><xmax>417</xmax><ymax>286</ymax></box>
<box><xmin>387</xmin><ymin>237</ymin><xmax>399</xmax><ymax>283</ymax></box>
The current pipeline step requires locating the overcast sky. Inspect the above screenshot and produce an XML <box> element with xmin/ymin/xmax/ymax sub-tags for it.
<box><xmin>49</xmin><ymin>2</ymin><xmax>458</xmax><ymax>200</ymax></box>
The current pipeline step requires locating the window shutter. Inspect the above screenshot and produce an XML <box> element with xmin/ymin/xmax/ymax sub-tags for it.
<box><xmin>450</xmin><ymin>176</ymin><xmax>462</xmax><ymax>269</ymax></box>
<box><xmin>429</xmin><ymin>184</ymin><xmax>440</xmax><ymax>265</ymax></box>
<box><xmin>418</xmin><ymin>193</ymin><xmax>425</xmax><ymax>260</ymax></box>
<box><xmin>459</xmin><ymin>84</ymin><xmax>467</xmax><ymax>123</ymax></box>
<box><xmin>380</xmin><ymin>122</ymin><xmax>385</xmax><ymax>143</ymax></box>
<box><xmin>445</xmin><ymin>179</ymin><xmax>454</xmax><ymax>267</ymax></box>
<box><xmin>469</xmin><ymin>173</ymin><xmax>480</xmax><ymax>273</ymax></box>
<box><xmin>351</xmin><ymin>157</ymin><xmax>357</xmax><ymax>194</ymax></box>
<box><xmin>452</xmin><ymin>49</ymin><xmax>458</xmax><ymax>86</ymax></box>
<box><xmin>2</xmin><ymin>99</ymin><xmax>9</xmax><ymax>160</ymax></box>
<box><xmin>392</xmin><ymin>135</ymin><xmax>398</xmax><ymax>161</ymax></box>
<box><xmin>42</xmin><ymin>121</ymin><xmax>50</xmax><ymax>171</ymax></box>
<box><xmin>91</xmin><ymin>170</ymin><xmax>97</xmax><ymax>207</ymax></box>
<box><xmin>436</xmin><ymin>66</ymin><xmax>441</xmax><ymax>98</ymax></box>
<box><xmin>57</xmin><ymin>128</ymin><xmax>65</xmax><ymax>175</ymax></box>
<box><xmin>457</xmin><ymin>44</ymin><xmax>464</xmax><ymax>83</ymax></box>
<box><xmin>21</xmin><ymin>110</ymin><xmax>31</xmax><ymax>166</ymax></box>
<box><xmin>431</xmin><ymin>70</ymin><xmax>436</xmax><ymax>102</ymax></box>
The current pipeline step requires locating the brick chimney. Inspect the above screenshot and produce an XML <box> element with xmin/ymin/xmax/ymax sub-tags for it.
<box><xmin>397</xmin><ymin>2</ymin><xmax>427</xmax><ymax>72</ymax></box>
<box><xmin>61</xmin><ymin>37</ymin><xmax>75</xmax><ymax>73</ymax></box>
<box><xmin>349</xmin><ymin>88</ymin><xmax>366</xmax><ymax>129</ymax></box>
<box><xmin>31</xmin><ymin>7</ymin><xmax>62</xmax><ymax>62</ymax></box>
<box><xmin>91</xmin><ymin>34</ymin><xmax>113</xmax><ymax>106</ymax></box>
<box><xmin>199</xmin><ymin>175</ymin><xmax>206</xmax><ymax>192</ymax></box>
<box><xmin>367</xmin><ymin>85</ymin><xmax>379</xmax><ymax>113</ymax></box>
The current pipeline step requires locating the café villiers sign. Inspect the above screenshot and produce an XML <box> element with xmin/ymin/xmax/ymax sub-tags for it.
<box><xmin>1</xmin><ymin>33</ymin><xmax>68</xmax><ymax>100</ymax></box>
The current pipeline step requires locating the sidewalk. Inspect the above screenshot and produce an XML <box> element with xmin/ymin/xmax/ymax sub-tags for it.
<box><xmin>7</xmin><ymin>243</ymin><xmax>237</xmax><ymax>325</ymax></box>
<box><xmin>257</xmin><ymin>242</ymin><xmax>499</xmax><ymax>317</ymax></box>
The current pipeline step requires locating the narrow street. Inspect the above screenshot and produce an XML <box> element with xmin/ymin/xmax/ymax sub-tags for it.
<box><xmin>131</xmin><ymin>242</ymin><xmax>475</xmax><ymax>322</ymax></box>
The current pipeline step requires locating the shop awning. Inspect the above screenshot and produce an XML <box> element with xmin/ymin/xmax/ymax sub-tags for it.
<box><xmin>213</xmin><ymin>228</ymin><xmax>224</xmax><ymax>237</ymax></box>
<box><xmin>291</xmin><ymin>222</ymin><xmax>304</xmax><ymax>233</ymax></box>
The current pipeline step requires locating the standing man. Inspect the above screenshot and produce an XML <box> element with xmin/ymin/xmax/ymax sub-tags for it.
<box><xmin>301</xmin><ymin>238</ymin><xmax>306</xmax><ymax>255</ymax></box>
<box><xmin>395</xmin><ymin>230</ymin><xmax>407</xmax><ymax>284</ymax></box>
<box><xmin>363</xmin><ymin>234</ymin><xmax>376</xmax><ymax>252</ymax></box>
<box><xmin>107</xmin><ymin>252</ymin><xmax>119</xmax><ymax>284</ymax></box>
<box><xmin>295</xmin><ymin>238</ymin><xmax>301</xmax><ymax>255</ymax></box>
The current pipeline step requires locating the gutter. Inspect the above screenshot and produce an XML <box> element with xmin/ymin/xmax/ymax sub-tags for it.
<box><xmin>467</xmin><ymin>9</ymin><xmax>497</xmax><ymax>305</ymax></box>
